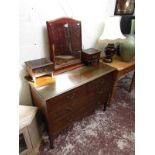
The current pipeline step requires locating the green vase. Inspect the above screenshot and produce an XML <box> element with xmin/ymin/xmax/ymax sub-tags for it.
<box><xmin>120</xmin><ymin>35</ymin><xmax>135</xmax><ymax>62</ymax></box>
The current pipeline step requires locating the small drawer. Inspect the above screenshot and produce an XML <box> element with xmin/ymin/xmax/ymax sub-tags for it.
<box><xmin>25</xmin><ymin>58</ymin><xmax>54</xmax><ymax>79</ymax></box>
<box><xmin>119</xmin><ymin>65</ymin><xmax>135</xmax><ymax>78</ymax></box>
<box><xmin>33</xmin><ymin>65</ymin><xmax>53</xmax><ymax>77</ymax></box>
<box><xmin>92</xmin><ymin>54</ymin><xmax>100</xmax><ymax>59</ymax></box>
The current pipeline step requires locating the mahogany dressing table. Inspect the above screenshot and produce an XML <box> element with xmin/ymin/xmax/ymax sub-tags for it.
<box><xmin>30</xmin><ymin>63</ymin><xmax>116</xmax><ymax>147</ymax></box>
<box><xmin>27</xmin><ymin>18</ymin><xmax>116</xmax><ymax>148</ymax></box>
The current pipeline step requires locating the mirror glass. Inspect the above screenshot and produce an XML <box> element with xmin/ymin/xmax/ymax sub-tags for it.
<box><xmin>46</xmin><ymin>18</ymin><xmax>82</xmax><ymax>71</ymax></box>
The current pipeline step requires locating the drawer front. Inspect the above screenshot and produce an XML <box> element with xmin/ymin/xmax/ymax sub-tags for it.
<box><xmin>71</xmin><ymin>85</ymin><xmax>87</xmax><ymax>110</ymax></box>
<box><xmin>48</xmin><ymin>106</ymin><xmax>73</xmax><ymax>122</ymax></box>
<box><xmin>86</xmin><ymin>78</ymin><xmax>100</xmax><ymax>94</ymax></box>
<box><xmin>47</xmin><ymin>85</ymin><xmax>86</xmax><ymax>121</ymax></box>
<box><xmin>97</xmin><ymin>88</ymin><xmax>110</xmax><ymax>105</ymax></box>
<box><xmin>47</xmin><ymin>90</ymin><xmax>75</xmax><ymax>113</ymax></box>
<box><xmin>91</xmin><ymin>53</ymin><xmax>100</xmax><ymax>60</ymax></box>
<box><xmin>73</xmin><ymin>101</ymin><xmax>97</xmax><ymax>122</ymax></box>
<box><xmin>119</xmin><ymin>65</ymin><xmax>135</xmax><ymax>78</ymax></box>
<box><xmin>97</xmin><ymin>74</ymin><xmax>114</xmax><ymax>104</ymax></box>
<box><xmin>49</xmin><ymin>114</ymin><xmax>73</xmax><ymax>136</ymax></box>
<box><xmin>98</xmin><ymin>72</ymin><xmax>115</xmax><ymax>86</ymax></box>
<box><xmin>33</xmin><ymin>65</ymin><xmax>53</xmax><ymax>77</ymax></box>
<box><xmin>46</xmin><ymin>71</ymin><xmax>115</xmax><ymax>136</ymax></box>
<box><xmin>86</xmin><ymin>72</ymin><xmax>114</xmax><ymax>106</ymax></box>
<box><xmin>82</xmin><ymin>54</ymin><xmax>99</xmax><ymax>64</ymax></box>
<box><xmin>86</xmin><ymin>73</ymin><xmax>113</xmax><ymax>95</ymax></box>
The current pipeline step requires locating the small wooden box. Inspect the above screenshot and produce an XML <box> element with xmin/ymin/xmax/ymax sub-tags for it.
<box><xmin>82</xmin><ymin>48</ymin><xmax>101</xmax><ymax>65</ymax></box>
<box><xmin>25</xmin><ymin>58</ymin><xmax>54</xmax><ymax>82</ymax></box>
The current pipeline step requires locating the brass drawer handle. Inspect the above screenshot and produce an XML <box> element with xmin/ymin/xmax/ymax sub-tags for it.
<box><xmin>65</xmin><ymin>107</ymin><xmax>72</xmax><ymax>112</ymax></box>
<box><xmin>66</xmin><ymin>93</ymin><xmax>75</xmax><ymax>100</ymax></box>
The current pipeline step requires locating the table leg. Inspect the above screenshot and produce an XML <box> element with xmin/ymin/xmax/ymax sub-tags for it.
<box><xmin>129</xmin><ymin>71</ymin><xmax>135</xmax><ymax>92</ymax></box>
<box><xmin>103</xmin><ymin>100</ymin><xmax>107</xmax><ymax>111</ymax></box>
<box><xmin>49</xmin><ymin>135</ymin><xmax>54</xmax><ymax>149</ymax></box>
<box><xmin>108</xmin><ymin>71</ymin><xmax>119</xmax><ymax>106</ymax></box>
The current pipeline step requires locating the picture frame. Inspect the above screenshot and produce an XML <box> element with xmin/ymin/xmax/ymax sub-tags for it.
<box><xmin>114</xmin><ymin>0</ymin><xmax>135</xmax><ymax>15</ymax></box>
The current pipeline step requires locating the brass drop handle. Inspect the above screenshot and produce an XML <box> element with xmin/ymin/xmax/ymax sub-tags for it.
<box><xmin>66</xmin><ymin>93</ymin><xmax>75</xmax><ymax>100</ymax></box>
<box><xmin>65</xmin><ymin>107</ymin><xmax>72</xmax><ymax>112</ymax></box>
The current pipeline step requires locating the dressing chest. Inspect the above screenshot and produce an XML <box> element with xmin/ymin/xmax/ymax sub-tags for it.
<box><xmin>30</xmin><ymin>63</ymin><xmax>116</xmax><ymax>147</ymax></box>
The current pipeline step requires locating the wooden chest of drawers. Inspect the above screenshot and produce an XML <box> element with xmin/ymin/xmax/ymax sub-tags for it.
<box><xmin>30</xmin><ymin>63</ymin><xmax>116</xmax><ymax>147</ymax></box>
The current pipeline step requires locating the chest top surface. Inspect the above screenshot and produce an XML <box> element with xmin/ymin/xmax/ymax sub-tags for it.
<box><xmin>31</xmin><ymin>63</ymin><xmax>115</xmax><ymax>100</ymax></box>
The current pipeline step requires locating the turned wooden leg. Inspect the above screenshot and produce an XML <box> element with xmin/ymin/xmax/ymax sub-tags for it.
<box><xmin>47</xmin><ymin>123</ymin><xmax>54</xmax><ymax>149</ymax></box>
<box><xmin>129</xmin><ymin>71</ymin><xmax>135</xmax><ymax>92</ymax></box>
<box><xmin>103</xmin><ymin>101</ymin><xmax>107</xmax><ymax>111</ymax></box>
<box><xmin>49</xmin><ymin>135</ymin><xmax>54</xmax><ymax>149</ymax></box>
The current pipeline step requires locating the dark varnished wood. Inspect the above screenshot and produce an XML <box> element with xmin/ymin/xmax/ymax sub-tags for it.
<box><xmin>82</xmin><ymin>48</ymin><xmax>101</xmax><ymax>65</ymax></box>
<box><xmin>31</xmin><ymin>63</ymin><xmax>115</xmax><ymax>100</ymax></box>
<box><xmin>25</xmin><ymin>58</ymin><xmax>54</xmax><ymax>82</ymax></box>
<box><xmin>30</xmin><ymin>63</ymin><xmax>116</xmax><ymax>147</ymax></box>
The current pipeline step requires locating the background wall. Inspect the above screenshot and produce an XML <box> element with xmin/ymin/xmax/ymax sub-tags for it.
<box><xmin>19</xmin><ymin>0</ymin><xmax>116</xmax><ymax>105</ymax></box>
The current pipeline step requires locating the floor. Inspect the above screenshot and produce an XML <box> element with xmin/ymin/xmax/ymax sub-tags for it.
<box><xmin>37</xmin><ymin>72</ymin><xmax>135</xmax><ymax>155</ymax></box>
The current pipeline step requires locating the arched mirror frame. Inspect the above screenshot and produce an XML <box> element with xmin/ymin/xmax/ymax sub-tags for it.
<box><xmin>46</xmin><ymin>17</ymin><xmax>83</xmax><ymax>73</ymax></box>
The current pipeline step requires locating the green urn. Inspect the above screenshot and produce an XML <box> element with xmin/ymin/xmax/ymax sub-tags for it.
<box><xmin>120</xmin><ymin>35</ymin><xmax>135</xmax><ymax>62</ymax></box>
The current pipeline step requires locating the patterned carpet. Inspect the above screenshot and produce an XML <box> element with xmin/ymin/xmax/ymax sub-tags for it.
<box><xmin>38</xmin><ymin>73</ymin><xmax>135</xmax><ymax>155</ymax></box>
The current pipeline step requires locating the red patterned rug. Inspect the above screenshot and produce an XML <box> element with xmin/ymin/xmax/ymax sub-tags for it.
<box><xmin>38</xmin><ymin>73</ymin><xmax>135</xmax><ymax>155</ymax></box>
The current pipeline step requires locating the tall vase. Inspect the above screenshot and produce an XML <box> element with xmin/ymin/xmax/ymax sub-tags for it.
<box><xmin>120</xmin><ymin>35</ymin><xmax>135</xmax><ymax>62</ymax></box>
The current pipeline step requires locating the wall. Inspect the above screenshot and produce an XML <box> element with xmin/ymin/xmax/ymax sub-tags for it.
<box><xmin>19</xmin><ymin>0</ymin><xmax>116</xmax><ymax>105</ymax></box>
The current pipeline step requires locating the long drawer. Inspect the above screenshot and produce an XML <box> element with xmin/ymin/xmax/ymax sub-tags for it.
<box><xmin>47</xmin><ymin>85</ymin><xmax>86</xmax><ymax>122</ymax></box>
<box><xmin>49</xmin><ymin>113</ymin><xmax>73</xmax><ymax>136</ymax></box>
<box><xmin>47</xmin><ymin>73</ymin><xmax>114</xmax><ymax>136</ymax></box>
<box><xmin>49</xmin><ymin>99</ymin><xmax>97</xmax><ymax>136</ymax></box>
